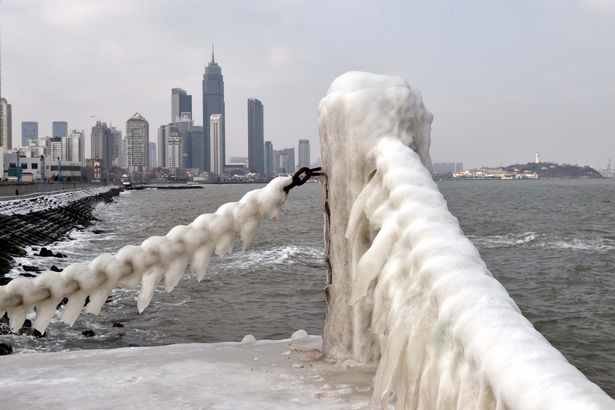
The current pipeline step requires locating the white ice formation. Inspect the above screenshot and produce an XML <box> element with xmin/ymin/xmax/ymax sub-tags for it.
<box><xmin>319</xmin><ymin>72</ymin><xmax>613</xmax><ymax>409</ymax></box>
<box><xmin>0</xmin><ymin>176</ymin><xmax>292</xmax><ymax>334</ymax></box>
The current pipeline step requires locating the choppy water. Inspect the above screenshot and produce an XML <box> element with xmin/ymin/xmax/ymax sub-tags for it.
<box><xmin>3</xmin><ymin>180</ymin><xmax>614</xmax><ymax>395</ymax></box>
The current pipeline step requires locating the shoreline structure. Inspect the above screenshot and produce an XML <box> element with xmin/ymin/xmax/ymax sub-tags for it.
<box><xmin>0</xmin><ymin>187</ymin><xmax>121</xmax><ymax>276</ymax></box>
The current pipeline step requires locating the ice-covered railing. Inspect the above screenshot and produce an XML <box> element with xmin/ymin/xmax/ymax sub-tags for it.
<box><xmin>319</xmin><ymin>72</ymin><xmax>613</xmax><ymax>409</ymax></box>
<box><xmin>0</xmin><ymin>177</ymin><xmax>291</xmax><ymax>334</ymax></box>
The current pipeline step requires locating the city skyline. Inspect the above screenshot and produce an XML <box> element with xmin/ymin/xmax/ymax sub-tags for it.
<box><xmin>0</xmin><ymin>1</ymin><xmax>613</xmax><ymax>168</ymax></box>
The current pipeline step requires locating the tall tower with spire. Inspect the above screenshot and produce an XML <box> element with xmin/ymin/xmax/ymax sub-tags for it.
<box><xmin>202</xmin><ymin>45</ymin><xmax>225</xmax><ymax>173</ymax></box>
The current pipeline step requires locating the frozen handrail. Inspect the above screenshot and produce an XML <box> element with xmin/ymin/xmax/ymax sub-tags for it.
<box><xmin>319</xmin><ymin>72</ymin><xmax>613</xmax><ymax>409</ymax></box>
<box><xmin>0</xmin><ymin>176</ymin><xmax>292</xmax><ymax>334</ymax></box>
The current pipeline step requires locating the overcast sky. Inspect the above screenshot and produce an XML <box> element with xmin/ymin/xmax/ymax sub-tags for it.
<box><xmin>1</xmin><ymin>0</ymin><xmax>614</xmax><ymax>168</ymax></box>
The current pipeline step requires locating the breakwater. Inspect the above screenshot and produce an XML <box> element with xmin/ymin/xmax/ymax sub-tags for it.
<box><xmin>0</xmin><ymin>187</ymin><xmax>121</xmax><ymax>278</ymax></box>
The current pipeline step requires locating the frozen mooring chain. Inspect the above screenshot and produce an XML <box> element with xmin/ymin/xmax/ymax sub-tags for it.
<box><xmin>0</xmin><ymin>176</ymin><xmax>300</xmax><ymax>334</ymax></box>
<box><xmin>346</xmin><ymin>138</ymin><xmax>613</xmax><ymax>409</ymax></box>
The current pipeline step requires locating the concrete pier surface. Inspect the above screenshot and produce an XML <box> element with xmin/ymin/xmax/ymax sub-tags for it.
<box><xmin>0</xmin><ymin>335</ymin><xmax>373</xmax><ymax>410</ymax></box>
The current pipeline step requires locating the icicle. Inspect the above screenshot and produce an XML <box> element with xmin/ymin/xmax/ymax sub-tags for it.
<box><xmin>137</xmin><ymin>265</ymin><xmax>164</xmax><ymax>313</ymax></box>
<box><xmin>192</xmin><ymin>244</ymin><xmax>213</xmax><ymax>282</ymax></box>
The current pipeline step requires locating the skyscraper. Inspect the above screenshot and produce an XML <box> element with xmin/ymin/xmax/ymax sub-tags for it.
<box><xmin>165</xmin><ymin>125</ymin><xmax>182</xmax><ymax>170</ymax></box>
<box><xmin>172</xmin><ymin>115</ymin><xmax>193</xmax><ymax>169</ymax></box>
<box><xmin>298</xmin><ymin>139</ymin><xmax>310</xmax><ymax>168</ymax></box>
<box><xmin>52</xmin><ymin>121</ymin><xmax>68</xmax><ymax>138</ymax></box>
<box><xmin>148</xmin><ymin>142</ymin><xmax>156</xmax><ymax>169</ymax></box>
<box><xmin>210</xmin><ymin>114</ymin><xmax>224</xmax><ymax>177</ymax></box>
<box><xmin>91</xmin><ymin>121</ymin><xmax>113</xmax><ymax>181</ymax></box>
<box><xmin>157</xmin><ymin>125</ymin><xmax>166</xmax><ymax>168</ymax></box>
<box><xmin>171</xmin><ymin>88</ymin><xmax>192</xmax><ymax>122</ymax></box>
<box><xmin>110</xmin><ymin>126</ymin><xmax>122</xmax><ymax>165</ymax></box>
<box><xmin>188</xmin><ymin>125</ymin><xmax>204</xmax><ymax>171</ymax></box>
<box><xmin>264</xmin><ymin>141</ymin><xmax>274</xmax><ymax>178</ymax></box>
<box><xmin>0</xmin><ymin>98</ymin><xmax>12</xmax><ymax>150</ymax></box>
<box><xmin>21</xmin><ymin>121</ymin><xmax>38</xmax><ymax>146</ymax></box>
<box><xmin>274</xmin><ymin>148</ymin><xmax>295</xmax><ymax>174</ymax></box>
<box><xmin>65</xmin><ymin>129</ymin><xmax>84</xmax><ymax>163</ymax></box>
<box><xmin>126</xmin><ymin>113</ymin><xmax>149</xmax><ymax>175</ymax></box>
<box><xmin>247</xmin><ymin>98</ymin><xmax>264</xmax><ymax>175</ymax></box>
<box><xmin>202</xmin><ymin>47</ymin><xmax>225</xmax><ymax>172</ymax></box>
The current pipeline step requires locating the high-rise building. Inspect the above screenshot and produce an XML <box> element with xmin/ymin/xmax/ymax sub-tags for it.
<box><xmin>126</xmin><ymin>113</ymin><xmax>149</xmax><ymax>174</ymax></box>
<box><xmin>188</xmin><ymin>125</ymin><xmax>204</xmax><ymax>171</ymax></box>
<box><xmin>172</xmin><ymin>114</ymin><xmax>194</xmax><ymax>169</ymax></box>
<box><xmin>171</xmin><ymin>88</ymin><xmax>192</xmax><ymax>122</ymax></box>
<box><xmin>298</xmin><ymin>139</ymin><xmax>310</xmax><ymax>168</ymax></box>
<box><xmin>202</xmin><ymin>47</ymin><xmax>225</xmax><ymax>172</ymax></box>
<box><xmin>0</xmin><ymin>98</ymin><xmax>12</xmax><ymax>150</ymax></box>
<box><xmin>165</xmin><ymin>125</ymin><xmax>183</xmax><ymax>170</ymax></box>
<box><xmin>46</xmin><ymin>137</ymin><xmax>65</xmax><ymax>161</ymax></box>
<box><xmin>148</xmin><ymin>142</ymin><xmax>156</xmax><ymax>169</ymax></box>
<box><xmin>21</xmin><ymin>121</ymin><xmax>38</xmax><ymax>147</ymax></box>
<box><xmin>65</xmin><ymin>130</ymin><xmax>84</xmax><ymax>163</ymax></box>
<box><xmin>274</xmin><ymin>148</ymin><xmax>295</xmax><ymax>175</ymax></box>
<box><xmin>52</xmin><ymin>121</ymin><xmax>68</xmax><ymax>139</ymax></box>
<box><xmin>157</xmin><ymin>125</ymin><xmax>166</xmax><ymax>168</ymax></box>
<box><xmin>264</xmin><ymin>141</ymin><xmax>274</xmax><ymax>178</ymax></box>
<box><xmin>210</xmin><ymin>114</ymin><xmax>224</xmax><ymax>177</ymax></box>
<box><xmin>91</xmin><ymin>121</ymin><xmax>113</xmax><ymax>181</ymax></box>
<box><xmin>21</xmin><ymin>122</ymin><xmax>38</xmax><ymax>147</ymax></box>
<box><xmin>110</xmin><ymin>126</ymin><xmax>122</xmax><ymax>165</ymax></box>
<box><xmin>247</xmin><ymin>98</ymin><xmax>264</xmax><ymax>175</ymax></box>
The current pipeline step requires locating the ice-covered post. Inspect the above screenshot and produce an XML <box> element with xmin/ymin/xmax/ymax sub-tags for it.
<box><xmin>318</xmin><ymin>72</ymin><xmax>613</xmax><ymax>409</ymax></box>
<box><xmin>319</xmin><ymin>72</ymin><xmax>433</xmax><ymax>362</ymax></box>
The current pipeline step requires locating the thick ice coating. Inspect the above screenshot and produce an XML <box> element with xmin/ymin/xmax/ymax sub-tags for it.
<box><xmin>0</xmin><ymin>176</ymin><xmax>292</xmax><ymax>333</ymax></box>
<box><xmin>319</xmin><ymin>72</ymin><xmax>613</xmax><ymax>409</ymax></box>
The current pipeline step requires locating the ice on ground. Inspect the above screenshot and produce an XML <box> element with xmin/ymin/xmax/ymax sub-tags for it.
<box><xmin>0</xmin><ymin>335</ymin><xmax>374</xmax><ymax>410</ymax></box>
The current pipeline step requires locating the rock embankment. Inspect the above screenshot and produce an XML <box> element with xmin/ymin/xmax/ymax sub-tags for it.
<box><xmin>0</xmin><ymin>187</ymin><xmax>121</xmax><ymax>276</ymax></box>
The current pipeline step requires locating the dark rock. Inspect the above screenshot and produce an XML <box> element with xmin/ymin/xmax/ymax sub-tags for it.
<box><xmin>0</xmin><ymin>277</ymin><xmax>12</xmax><ymax>286</ymax></box>
<box><xmin>50</xmin><ymin>265</ymin><xmax>62</xmax><ymax>272</ymax></box>
<box><xmin>54</xmin><ymin>252</ymin><xmax>67</xmax><ymax>258</ymax></box>
<box><xmin>39</xmin><ymin>247</ymin><xmax>54</xmax><ymax>257</ymax></box>
<box><xmin>57</xmin><ymin>297</ymin><xmax>69</xmax><ymax>309</ymax></box>
<box><xmin>112</xmin><ymin>322</ymin><xmax>124</xmax><ymax>328</ymax></box>
<box><xmin>0</xmin><ymin>343</ymin><xmax>13</xmax><ymax>355</ymax></box>
<box><xmin>23</xmin><ymin>319</ymin><xmax>32</xmax><ymax>329</ymax></box>
<box><xmin>19</xmin><ymin>273</ymin><xmax>36</xmax><ymax>278</ymax></box>
<box><xmin>22</xmin><ymin>265</ymin><xmax>41</xmax><ymax>272</ymax></box>
<box><xmin>92</xmin><ymin>229</ymin><xmax>106</xmax><ymax>235</ymax></box>
<box><xmin>32</xmin><ymin>329</ymin><xmax>46</xmax><ymax>338</ymax></box>
<box><xmin>82</xmin><ymin>329</ymin><xmax>95</xmax><ymax>337</ymax></box>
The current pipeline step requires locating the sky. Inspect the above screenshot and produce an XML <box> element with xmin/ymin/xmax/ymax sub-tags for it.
<box><xmin>0</xmin><ymin>0</ymin><xmax>614</xmax><ymax>168</ymax></box>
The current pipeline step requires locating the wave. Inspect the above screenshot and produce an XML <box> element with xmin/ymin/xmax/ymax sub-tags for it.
<box><xmin>469</xmin><ymin>232</ymin><xmax>537</xmax><ymax>248</ymax></box>
<box><xmin>217</xmin><ymin>245</ymin><xmax>325</xmax><ymax>271</ymax></box>
<box><xmin>470</xmin><ymin>232</ymin><xmax>615</xmax><ymax>252</ymax></box>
